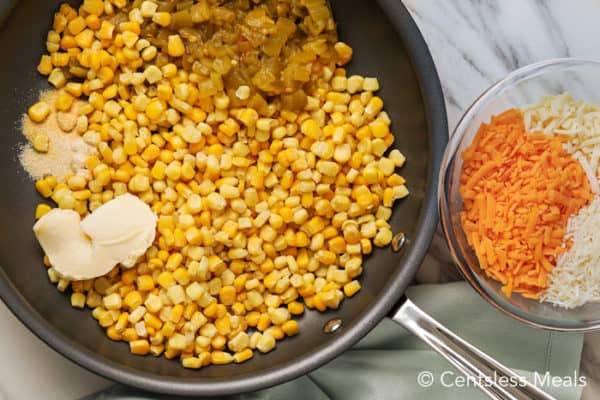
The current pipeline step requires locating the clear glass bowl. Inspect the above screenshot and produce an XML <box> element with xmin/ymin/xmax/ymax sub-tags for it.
<box><xmin>439</xmin><ymin>58</ymin><xmax>600</xmax><ymax>331</ymax></box>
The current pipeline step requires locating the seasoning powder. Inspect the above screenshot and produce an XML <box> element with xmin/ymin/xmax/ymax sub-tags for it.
<box><xmin>19</xmin><ymin>89</ymin><xmax>96</xmax><ymax>180</ymax></box>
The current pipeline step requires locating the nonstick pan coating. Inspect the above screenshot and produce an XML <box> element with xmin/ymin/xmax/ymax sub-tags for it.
<box><xmin>0</xmin><ymin>0</ymin><xmax>447</xmax><ymax>396</ymax></box>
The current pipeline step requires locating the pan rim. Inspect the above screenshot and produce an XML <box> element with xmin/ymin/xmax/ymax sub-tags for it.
<box><xmin>0</xmin><ymin>0</ymin><xmax>448</xmax><ymax>396</ymax></box>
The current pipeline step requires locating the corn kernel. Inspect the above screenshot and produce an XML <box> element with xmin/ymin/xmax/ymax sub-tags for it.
<box><xmin>374</xmin><ymin>227</ymin><xmax>393</xmax><ymax>247</ymax></box>
<box><xmin>140</xmin><ymin>1</ymin><xmax>158</xmax><ymax>17</ymax></box>
<box><xmin>130</xmin><ymin>339</ymin><xmax>150</xmax><ymax>355</ymax></box>
<box><xmin>81</xmin><ymin>0</ymin><xmax>104</xmax><ymax>16</ymax></box>
<box><xmin>233</xmin><ymin>349</ymin><xmax>253</xmax><ymax>363</ymax></box>
<box><xmin>389</xmin><ymin>149</ymin><xmax>406</xmax><ymax>167</ymax></box>
<box><xmin>167</xmin><ymin>284</ymin><xmax>186</xmax><ymax>304</ymax></box>
<box><xmin>38</xmin><ymin>55</ymin><xmax>53</xmax><ymax>75</ymax></box>
<box><xmin>288</xmin><ymin>301</ymin><xmax>304</xmax><ymax>315</ymax></box>
<box><xmin>144</xmin><ymin>65</ymin><xmax>162</xmax><ymax>84</ymax></box>
<box><xmin>168</xmin><ymin>34</ymin><xmax>185</xmax><ymax>57</ymax></box>
<box><xmin>235</xmin><ymin>85</ymin><xmax>250</xmax><ymax>100</ymax></box>
<box><xmin>157</xmin><ymin>271</ymin><xmax>175</xmax><ymax>288</ymax></box>
<box><xmin>103</xmin><ymin>293</ymin><xmax>122</xmax><ymax>310</ymax></box>
<box><xmin>28</xmin><ymin>102</ymin><xmax>51</xmax><ymax>122</ymax></box>
<box><xmin>124</xmin><ymin>291</ymin><xmax>143</xmax><ymax>310</ymax></box>
<box><xmin>152</xmin><ymin>12</ymin><xmax>171</xmax><ymax>27</ymax></box>
<box><xmin>33</xmin><ymin>134</ymin><xmax>50</xmax><ymax>153</ymax></box>
<box><xmin>344</xmin><ymin>280</ymin><xmax>361</xmax><ymax>297</ymax></box>
<box><xmin>256</xmin><ymin>334</ymin><xmax>276</xmax><ymax>353</ymax></box>
<box><xmin>145</xmin><ymin>99</ymin><xmax>166</xmax><ymax>120</ymax></box>
<box><xmin>363</xmin><ymin>77</ymin><xmax>380</xmax><ymax>92</ymax></box>
<box><xmin>354</xmin><ymin>186</ymin><xmax>372</xmax><ymax>208</ymax></box>
<box><xmin>301</xmin><ymin>118</ymin><xmax>321</xmax><ymax>140</ymax></box>
<box><xmin>211</xmin><ymin>351</ymin><xmax>233</xmax><ymax>365</ymax></box>
<box><xmin>331</xmin><ymin>76</ymin><xmax>347</xmax><ymax>91</ymax></box>
<box><xmin>347</xmin><ymin>75</ymin><xmax>364</xmax><ymax>93</ymax></box>
<box><xmin>70</xmin><ymin>292</ymin><xmax>86</xmax><ymax>308</ymax></box>
<box><xmin>334</xmin><ymin>42</ymin><xmax>353</xmax><ymax>65</ymax></box>
<box><xmin>35</xmin><ymin>203</ymin><xmax>53</xmax><ymax>219</ymax></box>
<box><xmin>281</xmin><ymin>320</ymin><xmax>299</xmax><ymax>336</ymax></box>
<box><xmin>182</xmin><ymin>357</ymin><xmax>203</xmax><ymax>369</ymax></box>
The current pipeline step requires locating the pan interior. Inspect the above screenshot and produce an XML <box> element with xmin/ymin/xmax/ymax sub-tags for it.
<box><xmin>0</xmin><ymin>0</ymin><xmax>434</xmax><ymax>393</ymax></box>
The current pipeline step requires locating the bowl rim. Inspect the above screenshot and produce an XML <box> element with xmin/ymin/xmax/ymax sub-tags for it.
<box><xmin>439</xmin><ymin>57</ymin><xmax>600</xmax><ymax>332</ymax></box>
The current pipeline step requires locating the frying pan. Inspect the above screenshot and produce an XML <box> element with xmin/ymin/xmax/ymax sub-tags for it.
<box><xmin>0</xmin><ymin>0</ymin><xmax>553</xmax><ymax>398</ymax></box>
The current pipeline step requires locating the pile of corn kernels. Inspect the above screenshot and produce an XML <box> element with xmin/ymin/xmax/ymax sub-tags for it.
<box><xmin>30</xmin><ymin>0</ymin><xmax>408</xmax><ymax>369</ymax></box>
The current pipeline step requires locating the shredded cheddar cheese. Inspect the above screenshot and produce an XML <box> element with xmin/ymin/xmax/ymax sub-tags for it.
<box><xmin>459</xmin><ymin>109</ymin><xmax>592</xmax><ymax>299</ymax></box>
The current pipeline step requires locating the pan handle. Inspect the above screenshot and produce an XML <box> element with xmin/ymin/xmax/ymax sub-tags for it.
<box><xmin>390</xmin><ymin>298</ymin><xmax>555</xmax><ymax>400</ymax></box>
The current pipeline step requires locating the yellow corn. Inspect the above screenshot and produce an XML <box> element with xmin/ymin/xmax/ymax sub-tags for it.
<box><xmin>344</xmin><ymin>280</ymin><xmax>361</xmax><ymax>297</ymax></box>
<box><xmin>123</xmin><ymin>291</ymin><xmax>142</xmax><ymax>310</ymax></box>
<box><xmin>288</xmin><ymin>301</ymin><xmax>305</xmax><ymax>315</ymax></box>
<box><xmin>32</xmin><ymin>134</ymin><xmax>50</xmax><ymax>153</ymax></box>
<box><xmin>129</xmin><ymin>339</ymin><xmax>150</xmax><ymax>355</ymax></box>
<box><xmin>144</xmin><ymin>313</ymin><xmax>163</xmax><ymax>330</ymax></box>
<box><xmin>28</xmin><ymin>102</ymin><xmax>51</xmax><ymax>122</ymax></box>
<box><xmin>70</xmin><ymin>292</ymin><xmax>86</xmax><ymax>308</ymax></box>
<box><xmin>363</xmin><ymin>77</ymin><xmax>380</xmax><ymax>92</ymax></box>
<box><xmin>172</xmin><ymin>267</ymin><xmax>189</xmax><ymax>285</ymax></box>
<box><xmin>38</xmin><ymin>55</ymin><xmax>53</xmax><ymax>75</ymax></box>
<box><xmin>374</xmin><ymin>227</ymin><xmax>393</xmax><ymax>247</ymax></box>
<box><xmin>334</xmin><ymin>41</ymin><xmax>353</xmax><ymax>65</ymax></box>
<box><xmin>136</xmin><ymin>275</ymin><xmax>154</xmax><ymax>291</ymax></box>
<box><xmin>281</xmin><ymin>320</ymin><xmax>299</xmax><ymax>336</ymax></box>
<box><xmin>211</xmin><ymin>351</ymin><xmax>233</xmax><ymax>365</ymax></box>
<box><xmin>103</xmin><ymin>293</ymin><xmax>122</xmax><ymax>310</ymax></box>
<box><xmin>219</xmin><ymin>285</ymin><xmax>237</xmax><ymax>306</ymax></box>
<box><xmin>35</xmin><ymin>203</ymin><xmax>53</xmax><ymax>219</ymax></box>
<box><xmin>256</xmin><ymin>334</ymin><xmax>276</xmax><ymax>353</ymax></box>
<box><xmin>234</xmin><ymin>349</ymin><xmax>254</xmax><ymax>363</ymax></box>
<box><xmin>170</xmin><ymin>304</ymin><xmax>184</xmax><ymax>324</ymax></box>
<box><xmin>106</xmin><ymin>326</ymin><xmax>122</xmax><ymax>341</ymax></box>
<box><xmin>152</xmin><ymin>12</ymin><xmax>171</xmax><ymax>27</ymax></box>
<box><xmin>257</xmin><ymin>314</ymin><xmax>271</xmax><ymax>332</ymax></box>
<box><xmin>328</xmin><ymin>236</ymin><xmax>346</xmax><ymax>254</ymax></box>
<box><xmin>161</xmin><ymin>321</ymin><xmax>176</xmax><ymax>338</ymax></box>
<box><xmin>301</xmin><ymin>118</ymin><xmax>321</xmax><ymax>139</ymax></box>
<box><xmin>145</xmin><ymin>99</ymin><xmax>165</xmax><ymax>120</ymax></box>
<box><xmin>182</xmin><ymin>357</ymin><xmax>203</xmax><ymax>369</ymax></box>
<box><xmin>56</xmin><ymin>93</ymin><xmax>75</xmax><ymax>113</ymax></box>
<box><xmin>167</xmin><ymin>34</ymin><xmax>185</xmax><ymax>57</ymax></box>
<box><xmin>156</xmin><ymin>271</ymin><xmax>175</xmax><ymax>288</ymax></box>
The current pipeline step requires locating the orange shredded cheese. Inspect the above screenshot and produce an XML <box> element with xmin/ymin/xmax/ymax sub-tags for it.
<box><xmin>459</xmin><ymin>109</ymin><xmax>593</xmax><ymax>299</ymax></box>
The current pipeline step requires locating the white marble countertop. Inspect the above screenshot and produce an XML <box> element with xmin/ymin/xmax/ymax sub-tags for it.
<box><xmin>3</xmin><ymin>0</ymin><xmax>600</xmax><ymax>399</ymax></box>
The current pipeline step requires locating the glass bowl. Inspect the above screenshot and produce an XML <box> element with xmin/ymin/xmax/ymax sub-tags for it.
<box><xmin>439</xmin><ymin>58</ymin><xmax>600</xmax><ymax>331</ymax></box>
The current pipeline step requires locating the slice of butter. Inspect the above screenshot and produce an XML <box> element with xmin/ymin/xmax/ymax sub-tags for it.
<box><xmin>33</xmin><ymin>193</ymin><xmax>157</xmax><ymax>280</ymax></box>
<box><xmin>33</xmin><ymin>209</ymin><xmax>115</xmax><ymax>280</ymax></box>
<box><xmin>81</xmin><ymin>193</ymin><xmax>157</xmax><ymax>268</ymax></box>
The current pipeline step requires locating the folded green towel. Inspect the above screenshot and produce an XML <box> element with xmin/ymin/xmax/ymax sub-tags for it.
<box><xmin>87</xmin><ymin>282</ymin><xmax>584</xmax><ymax>400</ymax></box>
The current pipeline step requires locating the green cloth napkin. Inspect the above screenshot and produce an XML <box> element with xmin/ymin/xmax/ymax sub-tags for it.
<box><xmin>86</xmin><ymin>282</ymin><xmax>585</xmax><ymax>400</ymax></box>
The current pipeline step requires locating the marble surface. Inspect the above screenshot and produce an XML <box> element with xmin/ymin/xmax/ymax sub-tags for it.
<box><xmin>3</xmin><ymin>0</ymin><xmax>600</xmax><ymax>399</ymax></box>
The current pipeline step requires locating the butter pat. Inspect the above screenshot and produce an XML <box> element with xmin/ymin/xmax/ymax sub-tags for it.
<box><xmin>81</xmin><ymin>194</ymin><xmax>157</xmax><ymax>268</ymax></box>
<box><xmin>33</xmin><ymin>194</ymin><xmax>157</xmax><ymax>280</ymax></box>
<box><xmin>33</xmin><ymin>209</ymin><xmax>115</xmax><ymax>280</ymax></box>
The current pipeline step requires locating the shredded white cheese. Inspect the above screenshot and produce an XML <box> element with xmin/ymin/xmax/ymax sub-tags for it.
<box><xmin>524</xmin><ymin>94</ymin><xmax>600</xmax><ymax>193</ymax></box>
<box><xmin>524</xmin><ymin>94</ymin><xmax>600</xmax><ymax>308</ymax></box>
<box><xmin>541</xmin><ymin>196</ymin><xmax>600</xmax><ymax>308</ymax></box>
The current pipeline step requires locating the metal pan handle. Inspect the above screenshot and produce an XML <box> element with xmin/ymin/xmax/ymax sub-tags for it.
<box><xmin>390</xmin><ymin>298</ymin><xmax>555</xmax><ymax>400</ymax></box>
